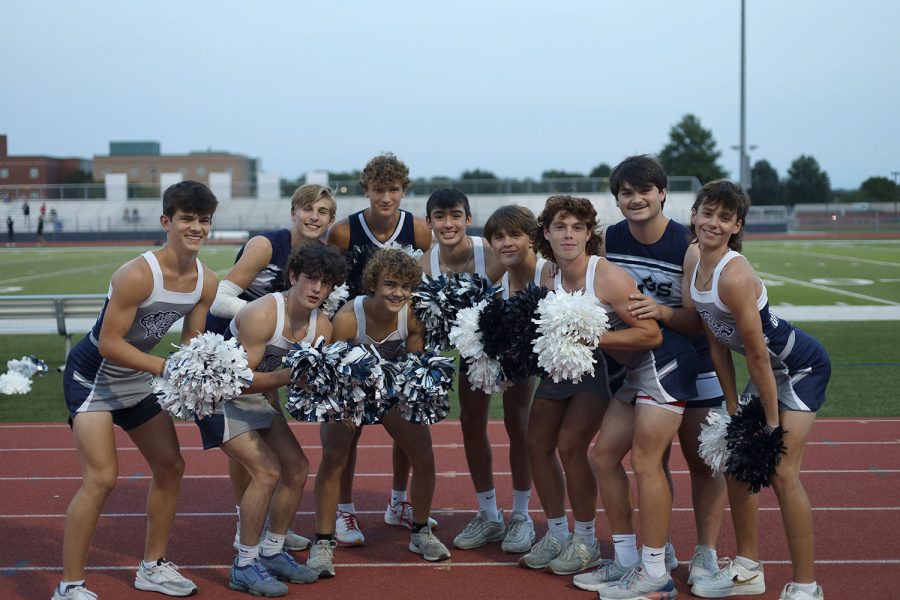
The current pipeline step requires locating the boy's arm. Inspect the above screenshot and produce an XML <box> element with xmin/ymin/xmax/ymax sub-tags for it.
<box><xmin>405</xmin><ymin>307</ymin><xmax>425</xmax><ymax>354</ymax></box>
<box><xmin>210</xmin><ymin>236</ymin><xmax>274</xmax><ymax>319</ymax></box>
<box><xmin>595</xmin><ymin>262</ymin><xmax>662</xmax><ymax>352</ymax></box>
<box><xmin>412</xmin><ymin>216</ymin><xmax>434</xmax><ymax>253</ymax></box>
<box><xmin>181</xmin><ymin>265</ymin><xmax>219</xmax><ymax>344</ymax></box>
<box><xmin>625</xmin><ymin>243</ymin><xmax>704</xmax><ymax>335</ymax></box>
<box><xmin>331</xmin><ymin>304</ymin><xmax>358</xmax><ymax>343</ymax></box>
<box><xmin>235</xmin><ymin>297</ymin><xmax>289</xmax><ymax>394</ymax></box>
<box><xmin>97</xmin><ymin>260</ymin><xmax>166</xmax><ymax>376</ymax></box>
<box><xmin>326</xmin><ymin>219</ymin><xmax>351</xmax><ymax>253</ymax></box>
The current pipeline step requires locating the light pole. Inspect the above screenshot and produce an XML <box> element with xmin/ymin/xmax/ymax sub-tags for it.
<box><xmin>892</xmin><ymin>171</ymin><xmax>899</xmax><ymax>216</ymax></box>
<box><xmin>738</xmin><ymin>0</ymin><xmax>749</xmax><ymax>190</ymax></box>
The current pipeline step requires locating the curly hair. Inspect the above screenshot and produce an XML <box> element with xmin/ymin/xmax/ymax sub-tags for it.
<box><xmin>361</xmin><ymin>248</ymin><xmax>423</xmax><ymax>294</ymax></box>
<box><xmin>689</xmin><ymin>179</ymin><xmax>749</xmax><ymax>252</ymax></box>
<box><xmin>285</xmin><ymin>242</ymin><xmax>348</xmax><ymax>287</ymax></box>
<box><xmin>290</xmin><ymin>183</ymin><xmax>336</xmax><ymax>220</ymax></box>
<box><xmin>532</xmin><ymin>195</ymin><xmax>602</xmax><ymax>260</ymax></box>
<box><xmin>359</xmin><ymin>152</ymin><xmax>411</xmax><ymax>192</ymax></box>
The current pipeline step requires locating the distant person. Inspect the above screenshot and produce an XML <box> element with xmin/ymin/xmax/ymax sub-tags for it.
<box><xmin>6</xmin><ymin>215</ymin><xmax>13</xmax><ymax>247</ymax></box>
<box><xmin>36</xmin><ymin>214</ymin><xmax>45</xmax><ymax>246</ymax></box>
<box><xmin>54</xmin><ymin>181</ymin><xmax>218</xmax><ymax>600</ymax></box>
<box><xmin>124</xmin><ymin>207</ymin><xmax>132</xmax><ymax>223</ymax></box>
<box><xmin>132</xmin><ymin>207</ymin><xmax>140</xmax><ymax>223</ymax></box>
<box><xmin>50</xmin><ymin>207</ymin><xmax>58</xmax><ymax>223</ymax></box>
<box><xmin>22</xmin><ymin>200</ymin><xmax>31</xmax><ymax>230</ymax></box>
<box><xmin>40</xmin><ymin>202</ymin><xmax>47</xmax><ymax>217</ymax></box>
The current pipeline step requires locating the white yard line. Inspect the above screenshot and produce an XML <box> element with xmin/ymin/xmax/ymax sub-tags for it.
<box><xmin>757</xmin><ymin>271</ymin><xmax>899</xmax><ymax>305</ymax></box>
<box><xmin>751</xmin><ymin>245</ymin><xmax>900</xmax><ymax>268</ymax></box>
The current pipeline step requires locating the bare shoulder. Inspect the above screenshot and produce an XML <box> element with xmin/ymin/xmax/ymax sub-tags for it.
<box><xmin>326</xmin><ymin>218</ymin><xmax>351</xmax><ymax>252</ymax></box>
<box><xmin>315</xmin><ymin>312</ymin><xmax>334</xmax><ymax>343</ymax></box>
<box><xmin>597</xmin><ymin>224</ymin><xmax>610</xmax><ymax>255</ymax></box>
<box><xmin>419</xmin><ymin>247</ymin><xmax>434</xmax><ymax>276</ymax></box>
<box><xmin>330</xmin><ymin>300</ymin><xmax>358</xmax><ymax>341</ymax></box>
<box><xmin>109</xmin><ymin>256</ymin><xmax>154</xmax><ymax>303</ymax></box>
<box><xmin>412</xmin><ymin>216</ymin><xmax>433</xmax><ymax>252</ymax></box>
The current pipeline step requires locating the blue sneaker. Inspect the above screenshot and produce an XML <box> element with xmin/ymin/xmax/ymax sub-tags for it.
<box><xmin>258</xmin><ymin>551</ymin><xmax>319</xmax><ymax>584</ymax></box>
<box><xmin>229</xmin><ymin>559</ymin><xmax>288</xmax><ymax>597</ymax></box>
<box><xmin>597</xmin><ymin>566</ymin><xmax>678</xmax><ymax>600</ymax></box>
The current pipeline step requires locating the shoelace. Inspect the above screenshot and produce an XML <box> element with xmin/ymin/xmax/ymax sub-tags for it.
<box><xmin>339</xmin><ymin>512</ymin><xmax>361</xmax><ymax>531</ymax></box>
<box><xmin>251</xmin><ymin>561</ymin><xmax>275</xmax><ymax>580</ymax></box>
<box><xmin>711</xmin><ymin>557</ymin><xmax>735</xmax><ymax>580</ymax></box>
<box><xmin>391</xmin><ymin>501</ymin><xmax>414</xmax><ymax>525</ymax></box>
<box><xmin>315</xmin><ymin>539</ymin><xmax>337</xmax><ymax>558</ymax></box>
<box><xmin>616</xmin><ymin>567</ymin><xmax>641</xmax><ymax>588</ymax></box>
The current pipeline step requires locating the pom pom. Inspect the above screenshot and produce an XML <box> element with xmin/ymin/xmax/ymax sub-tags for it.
<box><xmin>0</xmin><ymin>371</ymin><xmax>32</xmax><ymax>395</ymax></box>
<box><xmin>153</xmin><ymin>332</ymin><xmax>253</xmax><ymax>420</ymax></box>
<box><xmin>412</xmin><ymin>272</ymin><xmax>502</xmax><ymax>352</ymax></box>
<box><xmin>724</xmin><ymin>395</ymin><xmax>788</xmax><ymax>493</ymax></box>
<box><xmin>7</xmin><ymin>355</ymin><xmax>49</xmax><ymax>378</ymax></box>
<box><xmin>448</xmin><ymin>299</ymin><xmax>508</xmax><ymax>394</ymax></box>
<box><xmin>532</xmin><ymin>289</ymin><xmax>609</xmax><ymax>383</ymax></box>
<box><xmin>497</xmin><ymin>283</ymin><xmax>548</xmax><ymax>381</ymax></box>
<box><xmin>392</xmin><ymin>351</ymin><xmax>455</xmax><ymax>424</ymax></box>
<box><xmin>321</xmin><ymin>283</ymin><xmax>349</xmax><ymax>317</ymax></box>
<box><xmin>698</xmin><ymin>406</ymin><xmax>731</xmax><ymax>474</ymax></box>
<box><xmin>283</xmin><ymin>338</ymin><xmax>389</xmax><ymax>425</ymax></box>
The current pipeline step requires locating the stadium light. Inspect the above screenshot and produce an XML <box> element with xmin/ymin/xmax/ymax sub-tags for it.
<box><xmin>738</xmin><ymin>0</ymin><xmax>749</xmax><ymax>190</ymax></box>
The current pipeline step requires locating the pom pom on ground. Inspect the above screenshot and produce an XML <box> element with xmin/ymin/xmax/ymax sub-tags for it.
<box><xmin>392</xmin><ymin>351</ymin><xmax>455</xmax><ymax>424</ymax></box>
<box><xmin>153</xmin><ymin>333</ymin><xmax>253</xmax><ymax>420</ymax></box>
<box><xmin>0</xmin><ymin>371</ymin><xmax>32</xmax><ymax>395</ymax></box>
<box><xmin>7</xmin><ymin>355</ymin><xmax>49</xmax><ymax>378</ymax></box>
<box><xmin>321</xmin><ymin>283</ymin><xmax>349</xmax><ymax>318</ymax></box>
<box><xmin>698</xmin><ymin>406</ymin><xmax>731</xmax><ymax>474</ymax></box>
<box><xmin>532</xmin><ymin>289</ymin><xmax>609</xmax><ymax>383</ymax></box>
<box><xmin>448</xmin><ymin>299</ymin><xmax>508</xmax><ymax>394</ymax></box>
<box><xmin>724</xmin><ymin>395</ymin><xmax>788</xmax><ymax>493</ymax></box>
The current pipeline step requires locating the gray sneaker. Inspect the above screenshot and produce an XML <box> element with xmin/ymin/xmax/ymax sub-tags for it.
<box><xmin>518</xmin><ymin>532</ymin><xmax>565</xmax><ymax>569</ymax></box>
<box><xmin>548</xmin><ymin>536</ymin><xmax>604</xmax><ymax>575</ymax></box>
<box><xmin>572</xmin><ymin>559</ymin><xmax>634</xmax><ymax>591</ymax></box>
<box><xmin>691</xmin><ymin>557</ymin><xmax>765</xmax><ymax>598</ymax></box>
<box><xmin>779</xmin><ymin>583</ymin><xmax>824</xmax><ymax>600</ymax></box>
<box><xmin>258</xmin><ymin>551</ymin><xmax>318</xmax><ymax>584</ymax></box>
<box><xmin>51</xmin><ymin>585</ymin><xmax>98</xmax><ymax>600</ymax></box>
<box><xmin>688</xmin><ymin>546</ymin><xmax>718</xmax><ymax>585</ymax></box>
<box><xmin>665</xmin><ymin>540</ymin><xmax>679</xmax><ymax>572</ymax></box>
<box><xmin>452</xmin><ymin>508</ymin><xmax>506</xmax><ymax>549</ymax></box>
<box><xmin>306</xmin><ymin>539</ymin><xmax>337</xmax><ymax>579</ymax></box>
<box><xmin>134</xmin><ymin>559</ymin><xmax>198</xmax><ymax>596</ymax></box>
<box><xmin>234</xmin><ymin>523</ymin><xmax>310</xmax><ymax>552</ymax></box>
<box><xmin>229</xmin><ymin>559</ymin><xmax>288</xmax><ymax>597</ymax></box>
<box><xmin>598</xmin><ymin>567</ymin><xmax>678</xmax><ymax>600</ymax></box>
<box><xmin>501</xmin><ymin>511</ymin><xmax>536</xmax><ymax>554</ymax></box>
<box><xmin>409</xmin><ymin>526</ymin><xmax>451</xmax><ymax>562</ymax></box>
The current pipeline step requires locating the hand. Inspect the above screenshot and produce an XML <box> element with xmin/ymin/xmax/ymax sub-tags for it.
<box><xmin>341</xmin><ymin>419</ymin><xmax>359</xmax><ymax>432</ymax></box>
<box><xmin>626</xmin><ymin>293</ymin><xmax>669</xmax><ymax>321</ymax></box>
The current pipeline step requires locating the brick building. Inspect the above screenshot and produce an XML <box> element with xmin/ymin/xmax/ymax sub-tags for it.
<box><xmin>0</xmin><ymin>135</ymin><xmax>90</xmax><ymax>189</ymax></box>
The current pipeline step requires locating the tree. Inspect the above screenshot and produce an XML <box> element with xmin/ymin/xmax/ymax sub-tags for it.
<box><xmin>460</xmin><ymin>169</ymin><xmax>497</xmax><ymax>180</ymax></box>
<box><xmin>749</xmin><ymin>160</ymin><xmax>781</xmax><ymax>205</ymax></box>
<box><xmin>658</xmin><ymin>114</ymin><xmax>727</xmax><ymax>183</ymax></box>
<box><xmin>589</xmin><ymin>163</ymin><xmax>612</xmax><ymax>178</ymax></box>
<box><xmin>783</xmin><ymin>155</ymin><xmax>831</xmax><ymax>204</ymax></box>
<box><xmin>859</xmin><ymin>176</ymin><xmax>900</xmax><ymax>204</ymax></box>
<box><xmin>541</xmin><ymin>169</ymin><xmax>584</xmax><ymax>179</ymax></box>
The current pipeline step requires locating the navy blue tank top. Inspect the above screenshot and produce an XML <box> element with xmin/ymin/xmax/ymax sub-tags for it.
<box><xmin>348</xmin><ymin>209</ymin><xmax>417</xmax><ymax>249</ymax></box>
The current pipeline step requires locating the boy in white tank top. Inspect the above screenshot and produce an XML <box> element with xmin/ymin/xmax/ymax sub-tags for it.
<box><xmin>55</xmin><ymin>182</ymin><xmax>219</xmax><ymax>600</ymax></box>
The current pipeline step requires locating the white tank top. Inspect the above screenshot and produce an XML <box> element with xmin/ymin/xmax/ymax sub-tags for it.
<box><xmin>352</xmin><ymin>295</ymin><xmax>408</xmax><ymax>359</ymax></box>
<box><xmin>430</xmin><ymin>235</ymin><xmax>488</xmax><ymax>279</ymax></box>
<box><xmin>229</xmin><ymin>292</ymin><xmax>319</xmax><ymax>372</ymax></box>
<box><xmin>502</xmin><ymin>257</ymin><xmax>547</xmax><ymax>299</ymax></box>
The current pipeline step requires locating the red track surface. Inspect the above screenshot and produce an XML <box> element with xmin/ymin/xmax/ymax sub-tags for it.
<box><xmin>1</xmin><ymin>418</ymin><xmax>897</xmax><ymax>599</ymax></box>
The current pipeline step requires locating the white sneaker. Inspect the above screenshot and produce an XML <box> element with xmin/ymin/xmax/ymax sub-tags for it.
<box><xmin>52</xmin><ymin>585</ymin><xmax>98</xmax><ymax>600</ymax></box>
<box><xmin>665</xmin><ymin>540</ymin><xmax>679</xmax><ymax>571</ymax></box>
<box><xmin>692</xmin><ymin>557</ymin><xmax>766</xmax><ymax>597</ymax></box>
<box><xmin>501</xmin><ymin>511</ymin><xmax>536</xmax><ymax>553</ymax></box>
<box><xmin>233</xmin><ymin>523</ymin><xmax>311</xmax><ymax>552</ymax></box>
<box><xmin>334</xmin><ymin>511</ymin><xmax>365</xmax><ymax>546</ymax></box>
<box><xmin>409</xmin><ymin>525</ymin><xmax>451</xmax><ymax>562</ymax></box>
<box><xmin>688</xmin><ymin>545</ymin><xmax>719</xmax><ymax>585</ymax></box>
<box><xmin>134</xmin><ymin>559</ymin><xmax>198</xmax><ymax>596</ymax></box>
<box><xmin>779</xmin><ymin>583</ymin><xmax>824</xmax><ymax>600</ymax></box>
<box><xmin>384</xmin><ymin>500</ymin><xmax>438</xmax><ymax>529</ymax></box>
<box><xmin>307</xmin><ymin>539</ymin><xmax>337</xmax><ymax>578</ymax></box>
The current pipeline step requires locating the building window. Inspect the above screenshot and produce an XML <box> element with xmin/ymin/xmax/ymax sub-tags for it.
<box><xmin>149</xmin><ymin>167</ymin><xmax>157</xmax><ymax>178</ymax></box>
<box><xmin>196</xmin><ymin>166</ymin><xmax>206</xmax><ymax>177</ymax></box>
<box><xmin>0</xmin><ymin>168</ymin><xmax>8</xmax><ymax>179</ymax></box>
<box><xmin>102</xmin><ymin>167</ymin><xmax>110</xmax><ymax>176</ymax></box>
<box><xmin>29</xmin><ymin>167</ymin><xmax>39</xmax><ymax>179</ymax></box>
<box><xmin>130</xmin><ymin>167</ymin><xmax>140</xmax><ymax>178</ymax></box>
<box><xmin>225</xmin><ymin>166</ymin><xmax>233</xmax><ymax>174</ymax></box>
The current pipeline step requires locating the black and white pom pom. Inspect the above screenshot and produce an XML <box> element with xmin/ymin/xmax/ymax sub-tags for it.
<box><xmin>412</xmin><ymin>272</ymin><xmax>502</xmax><ymax>352</ymax></box>
<box><xmin>153</xmin><ymin>332</ymin><xmax>253</xmax><ymax>420</ymax></box>
<box><xmin>448</xmin><ymin>299</ymin><xmax>508</xmax><ymax>394</ymax></box>
<box><xmin>392</xmin><ymin>351</ymin><xmax>455</xmax><ymax>424</ymax></box>
<box><xmin>0</xmin><ymin>371</ymin><xmax>32</xmax><ymax>395</ymax></box>
<box><xmin>532</xmin><ymin>289</ymin><xmax>609</xmax><ymax>383</ymax></box>
<box><xmin>496</xmin><ymin>283</ymin><xmax>548</xmax><ymax>381</ymax></box>
<box><xmin>321</xmin><ymin>283</ymin><xmax>350</xmax><ymax>318</ymax></box>
<box><xmin>724</xmin><ymin>395</ymin><xmax>788</xmax><ymax>493</ymax></box>
<box><xmin>7</xmin><ymin>355</ymin><xmax>50</xmax><ymax>378</ymax></box>
<box><xmin>698</xmin><ymin>406</ymin><xmax>731</xmax><ymax>474</ymax></box>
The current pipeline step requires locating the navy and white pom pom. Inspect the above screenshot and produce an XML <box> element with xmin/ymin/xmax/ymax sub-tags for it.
<box><xmin>532</xmin><ymin>289</ymin><xmax>609</xmax><ymax>383</ymax></box>
<box><xmin>412</xmin><ymin>272</ymin><xmax>502</xmax><ymax>352</ymax></box>
<box><xmin>153</xmin><ymin>332</ymin><xmax>253</xmax><ymax>420</ymax></box>
<box><xmin>497</xmin><ymin>283</ymin><xmax>548</xmax><ymax>381</ymax></box>
<box><xmin>448</xmin><ymin>299</ymin><xmax>508</xmax><ymax>394</ymax></box>
<box><xmin>698</xmin><ymin>406</ymin><xmax>731</xmax><ymax>474</ymax></box>
<box><xmin>7</xmin><ymin>355</ymin><xmax>50</xmax><ymax>378</ymax></box>
<box><xmin>321</xmin><ymin>283</ymin><xmax>349</xmax><ymax>317</ymax></box>
<box><xmin>392</xmin><ymin>351</ymin><xmax>455</xmax><ymax>425</ymax></box>
<box><xmin>724</xmin><ymin>395</ymin><xmax>788</xmax><ymax>493</ymax></box>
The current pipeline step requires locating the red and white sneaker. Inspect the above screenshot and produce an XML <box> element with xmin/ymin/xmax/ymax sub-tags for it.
<box><xmin>384</xmin><ymin>500</ymin><xmax>438</xmax><ymax>529</ymax></box>
<box><xmin>334</xmin><ymin>511</ymin><xmax>365</xmax><ymax>547</ymax></box>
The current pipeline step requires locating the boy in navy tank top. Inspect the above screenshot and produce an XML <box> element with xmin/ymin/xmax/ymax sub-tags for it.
<box><xmin>206</xmin><ymin>183</ymin><xmax>336</xmax><ymax>554</ymax></box>
<box><xmin>55</xmin><ymin>182</ymin><xmax>219</xmax><ymax>600</ymax></box>
<box><xmin>325</xmin><ymin>153</ymin><xmax>432</xmax><ymax>545</ymax></box>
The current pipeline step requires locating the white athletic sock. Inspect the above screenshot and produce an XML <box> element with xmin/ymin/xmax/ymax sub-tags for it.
<box><xmin>235</xmin><ymin>504</ymin><xmax>241</xmax><ymax>522</ymax></box>
<box><xmin>476</xmin><ymin>489</ymin><xmax>500</xmax><ymax>521</ymax></box>
<box><xmin>58</xmin><ymin>580</ymin><xmax>85</xmax><ymax>594</ymax></box>
<box><xmin>237</xmin><ymin>543</ymin><xmax>259</xmax><ymax>567</ymax></box>
<box><xmin>512</xmin><ymin>488</ymin><xmax>532</xmax><ymax>517</ymax></box>
<box><xmin>141</xmin><ymin>558</ymin><xmax>160</xmax><ymax>570</ymax></box>
<box><xmin>642</xmin><ymin>545</ymin><xmax>667</xmax><ymax>579</ymax></box>
<box><xmin>735</xmin><ymin>555</ymin><xmax>760</xmax><ymax>570</ymax></box>
<box><xmin>260</xmin><ymin>531</ymin><xmax>285</xmax><ymax>557</ymax></box>
<box><xmin>792</xmin><ymin>582</ymin><xmax>819</xmax><ymax>594</ymax></box>
<box><xmin>547</xmin><ymin>516</ymin><xmax>570</xmax><ymax>542</ymax></box>
<box><xmin>573</xmin><ymin>519</ymin><xmax>595</xmax><ymax>545</ymax></box>
<box><xmin>612</xmin><ymin>534</ymin><xmax>639</xmax><ymax>567</ymax></box>
<box><xmin>337</xmin><ymin>503</ymin><xmax>356</xmax><ymax>515</ymax></box>
<box><xmin>391</xmin><ymin>490</ymin><xmax>408</xmax><ymax>505</ymax></box>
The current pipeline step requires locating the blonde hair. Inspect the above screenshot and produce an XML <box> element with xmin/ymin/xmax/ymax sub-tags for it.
<box><xmin>290</xmin><ymin>184</ymin><xmax>336</xmax><ymax>220</ymax></box>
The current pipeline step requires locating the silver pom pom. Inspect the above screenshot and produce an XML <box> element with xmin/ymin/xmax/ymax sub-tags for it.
<box><xmin>7</xmin><ymin>355</ymin><xmax>49</xmax><ymax>378</ymax></box>
<box><xmin>153</xmin><ymin>332</ymin><xmax>253</xmax><ymax>420</ymax></box>
<box><xmin>448</xmin><ymin>301</ymin><xmax>508</xmax><ymax>394</ymax></box>
<box><xmin>698</xmin><ymin>406</ymin><xmax>731</xmax><ymax>474</ymax></box>
<box><xmin>321</xmin><ymin>283</ymin><xmax>349</xmax><ymax>318</ymax></box>
<box><xmin>532</xmin><ymin>289</ymin><xmax>609</xmax><ymax>383</ymax></box>
<box><xmin>0</xmin><ymin>371</ymin><xmax>32</xmax><ymax>395</ymax></box>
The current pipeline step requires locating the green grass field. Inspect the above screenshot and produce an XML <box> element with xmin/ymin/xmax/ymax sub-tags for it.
<box><xmin>1</xmin><ymin>239</ymin><xmax>898</xmax><ymax>421</ymax></box>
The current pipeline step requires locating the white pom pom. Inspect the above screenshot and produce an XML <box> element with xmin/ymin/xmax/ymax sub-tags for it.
<box><xmin>698</xmin><ymin>406</ymin><xmax>731</xmax><ymax>474</ymax></box>
<box><xmin>532</xmin><ymin>289</ymin><xmax>609</xmax><ymax>383</ymax></box>
<box><xmin>449</xmin><ymin>301</ymin><xmax>508</xmax><ymax>394</ymax></box>
<box><xmin>0</xmin><ymin>371</ymin><xmax>32</xmax><ymax>395</ymax></box>
<box><xmin>384</xmin><ymin>241</ymin><xmax>424</xmax><ymax>260</ymax></box>
<box><xmin>321</xmin><ymin>283</ymin><xmax>349</xmax><ymax>318</ymax></box>
<box><xmin>7</xmin><ymin>356</ymin><xmax>48</xmax><ymax>378</ymax></box>
<box><xmin>153</xmin><ymin>332</ymin><xmax>253</xmax><ymax>420</ymax></box>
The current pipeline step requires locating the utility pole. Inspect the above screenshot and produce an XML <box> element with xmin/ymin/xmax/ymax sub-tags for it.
<box><xmin>739</xmin><ymin>0</ymin><xmax>750</xmax><ymax>190</ymax></box>
<box><xmin>891</xmin><ymin>171</ymin><xmax>899</xmax><ymax>216</ymax></box>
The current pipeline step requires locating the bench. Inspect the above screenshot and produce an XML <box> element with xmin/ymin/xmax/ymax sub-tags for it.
<box><xmin>0</xmin><ymin>294</ymin><xmax>106</xmax><ymax>367</ymax></box>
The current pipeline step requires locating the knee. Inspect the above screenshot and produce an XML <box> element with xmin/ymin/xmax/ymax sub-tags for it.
<box><xmin>503</xmin><ymin>410</ymin><xmax>528</xmax><ymax>440</ymax></box>
<box><xmin>84</xmin><ymin>467</ymin><xmax>118</xmax><ymax>497</ymax></box>
<box><xmin>281</xmin><ymin>454</ymin><xmax>310</xmax><ymax>489</ymax></box>
<box><xmin>249</xmin><ymin>460</ymin><xmax>282</xmax><ymax>490</ymax></box>
<box><xmin>770</xmin><ymin>465</ymin><xmax>801</xmax><ymax>497</ymax></box>
<box><xmin>556</xmin><ymin>437</ymin><xmax>587</xmax><ymax>466</ymax></box>
<box><xmin>527</xmin><ymin>432</ymin><xmax>553</xmax><ymax>461</ymax></box>
<box><xmin>629</xmin><ymin>447</ymin><xmax>661</xmax><ymax>478</ymax></box>
<box><xmin>408</xmin><ymin>446</ymin><xmax>435</xmax><ymax>473</ymax></box>
<box><xmin>458</xmin><ymin>405</ymin><xmax>487</xmax><ymax>433</ymax></box>
<box><xmin>152</xmin><ymin>454</ymin><xmax>185</xmax><ymax>484</ymax></box>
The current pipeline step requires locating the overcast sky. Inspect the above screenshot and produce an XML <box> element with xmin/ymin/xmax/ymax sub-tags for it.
<box><xmin>2</xmin><ymin>0</ymin><xmax>897</xmax><ymax>189</ymax></box>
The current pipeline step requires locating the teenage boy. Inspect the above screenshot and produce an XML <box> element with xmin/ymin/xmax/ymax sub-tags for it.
<box><xmin>54</xmin><ymin>181</ymin><xmax>219</xmax><ymax>600</ymax></box>
<box><xmin>197</xmin><ymin>243</ymin><xmax>346</xmax><ymax>596</ymax></box>
<box><xmin>207</xmin><ymin>183</ymin><xmax>337</xmax><ymax>553</ymax></box>
<box><xmin>325</xmin><ymin>153</ymin><xmax>432</xmax><ymax>545</ymax></box>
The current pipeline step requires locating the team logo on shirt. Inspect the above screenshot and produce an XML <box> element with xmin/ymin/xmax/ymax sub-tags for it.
<box><xmin>257</xmin><ymin>352</ymin><xmax>283</xmax><ymax>372</ymax></box>
<box><xmin>698</xmin><ymin>310</ymin><xmax>734</xmax><ymax>343</ymax></box>
<box><xmin>140</xmin><ymin>311</ymin><xmax>183</xmax><ymax>339</ymax></box>
<box><xmin>637</xmin><ymin>275</ymin><xmax>674</xmax><ymax>298</ymax></box>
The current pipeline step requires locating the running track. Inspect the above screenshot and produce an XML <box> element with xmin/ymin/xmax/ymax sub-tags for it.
<box><xmin>0</xmin><ymin>419</ymin><xmax>897</xmax><ymax>599</ymax></box>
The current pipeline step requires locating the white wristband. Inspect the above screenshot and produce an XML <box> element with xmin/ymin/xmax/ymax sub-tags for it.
<box><xmin>210</xmin><ymin>279</ymin><xmax>248</xmax><ymax>318</ymax></box>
